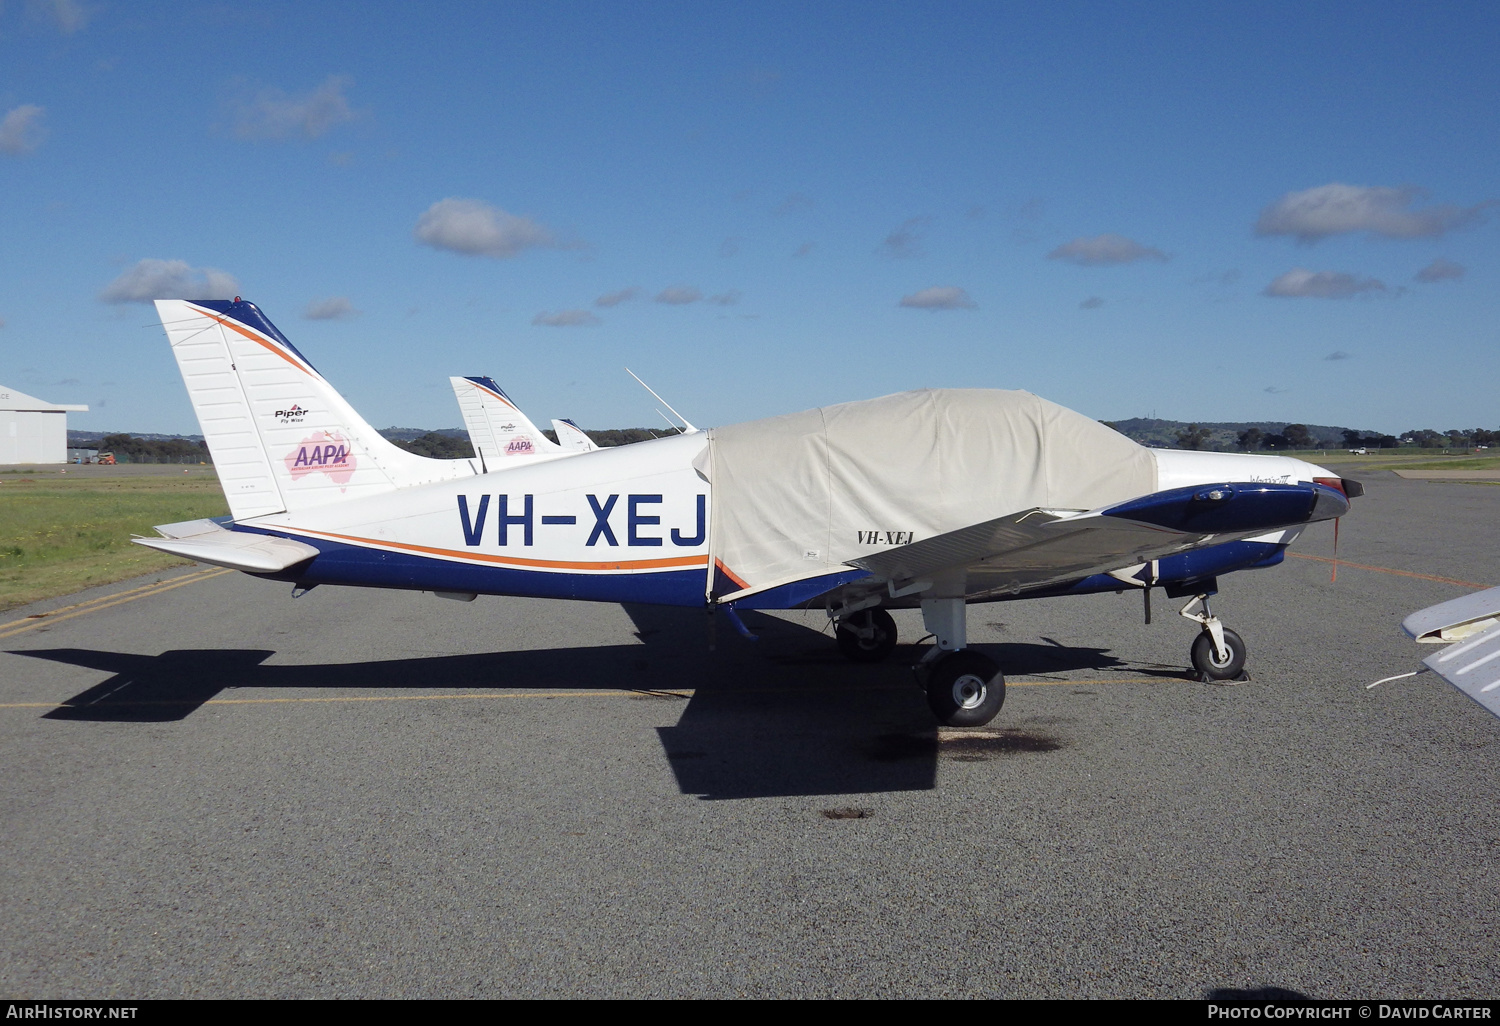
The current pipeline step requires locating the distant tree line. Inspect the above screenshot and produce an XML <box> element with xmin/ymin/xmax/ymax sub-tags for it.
<box><xmin>96</xmin><ymin>433</ymin><xmax>212</xmax><ymax>460</ymax></box>
<box><xmin>389</xmin><ymin>432</ymin><xmax>476</xmax><ymax>459</ymax></box>
<box><xmin>386</xmin><ymin>426</ymin><xmax>682</xmax><ymax>460</ymax></box>
<box><xmin>1137</xmin><ymin>422</ymin><xmax>1496</xmax><ymax>452</ymax></box>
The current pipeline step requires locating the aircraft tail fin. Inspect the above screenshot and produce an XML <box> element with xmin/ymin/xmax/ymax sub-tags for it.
<box><xmin>155</xmin><ymin>298</ymin><xmax>471</xmax><ymax>522</ymax></box>
<box><xmin>449</xmin><ymin>376</ymin><xmax>562</xmax><ymax>465</ymax></box>
<box><xmin>552</xmin><ymin>418</ymin><xmax>599</xmax><ymax>452</ymax></box>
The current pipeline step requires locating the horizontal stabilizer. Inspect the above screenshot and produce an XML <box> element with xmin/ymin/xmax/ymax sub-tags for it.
<box><xmin>134</xmin><ymin>519</ymin><xmax>319</xmax><ymax>573</ymax></box>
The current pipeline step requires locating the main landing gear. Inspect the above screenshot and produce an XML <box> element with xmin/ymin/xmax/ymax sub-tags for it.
<box><xmin>831</xmin><ymin>593</ymin><xmax>1006</xmax><ymax>727</ymax></box>
<box><xmin>1178</xmin><ymin>592</ymin><xmax>1248</xmax><ymax>682</ymax></box>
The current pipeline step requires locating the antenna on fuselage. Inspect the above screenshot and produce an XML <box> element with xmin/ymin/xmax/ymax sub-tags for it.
<box><xmin>625</xmin><ymin>368</ymin><xmax>697</xmax><ymax>434</ymax></box>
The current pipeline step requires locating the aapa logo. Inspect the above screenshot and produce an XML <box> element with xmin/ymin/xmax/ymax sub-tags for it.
<box><xmin>504</xmin><ymin>437</ymin><xmax>535</xmax><ymax>456</ymax></box>
<box><xmin>275</xmin><ymin>404</ymin><xmax>309</xmax><ymax>424</ymax></box>
<box><xmin>284</xmin><ymin>431</ymin><xmax>357</xmax><ymax>486</ymax></box>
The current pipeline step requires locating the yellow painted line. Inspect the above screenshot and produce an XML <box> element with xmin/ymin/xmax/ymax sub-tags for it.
<box><xmin>0</xmin><ymin>689</ymin><xmax>695</xmax><ymax>710</ymax></box>
<box><xmin>0</xmin><ymin>568</ymin><xmax>233</xmax><ymax>640</ymax></box>
<box><xmin>1287</xmin><ymin>552</ymin><xmax>1488</xmax><ymax>590</ymax></box>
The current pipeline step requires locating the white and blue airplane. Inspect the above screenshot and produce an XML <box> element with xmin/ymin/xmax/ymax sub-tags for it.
<box><xmin>139</xmin><ymin>298</ymin><xmax>1360</xmax><ymax>727</ymax></box>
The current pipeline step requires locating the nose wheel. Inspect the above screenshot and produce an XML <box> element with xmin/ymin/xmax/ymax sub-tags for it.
<box><xmin>1180</xmin><ymin>593</ymin><xmax>1250</xmax><ymax>682</ymax></box>
<box><xmin>1190</xmin><ymin>626</ymin><xmax>1246</xmax><ymax>679</ymax></box>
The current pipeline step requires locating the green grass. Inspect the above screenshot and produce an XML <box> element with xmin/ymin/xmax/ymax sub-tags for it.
<box><xmin>0</xmin><ymin>469</ymin><xmax>228</xmax><ymax>612</ymax></box>
<box><xmin>1362</xmin><ymin>455</ymin><xmax>1500</xmax><ymax>471</ymax></box>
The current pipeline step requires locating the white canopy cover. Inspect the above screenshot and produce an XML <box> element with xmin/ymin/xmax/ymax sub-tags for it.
<box><xmin>700</xmin><ymin>389</ymin><xmax>1158</xmax><ymax>597</ymax></box>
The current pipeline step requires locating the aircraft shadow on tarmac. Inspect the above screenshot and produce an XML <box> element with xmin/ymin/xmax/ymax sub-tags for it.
<box><xmin>15</xmin><ymin>605</ymin><xmax>1146</xmax><ymax>800</ymax></box>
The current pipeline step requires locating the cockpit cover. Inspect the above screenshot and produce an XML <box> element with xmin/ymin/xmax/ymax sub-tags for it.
<box><xmin>699</xmin><ymin>389</ymin><xmax>1157</xmax><ymax>597</ymax></box>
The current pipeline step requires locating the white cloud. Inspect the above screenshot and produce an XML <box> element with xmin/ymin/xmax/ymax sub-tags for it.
<box><xmin>1262</xmin><ymin>268</ymin><xmax>1387</xmax><ymax>299</ymax></box>
<box><xmin>1414</xmin><ymin>258</ymin><xmax>1465</xmax><ymax>283</ymax></box>
<box><xmin>232</xmin><ymin>75</ymin><xmax>359</xmax><ymax>141</ymax></box>
<box><xmin>595</xmin><ymin>287</ymin><xmax>639</xmax><ymax>308</ymax></box>
<box><xmin>414</xmin><ymin>198</ymin><xmax>556</xmax><ymax>258</ymax></box>
<box><xmin>707</xmin><ymin>290</ymin><xmax>741</xmax><ymax>306</ymax></box>
<box><xmin>899</xmin><ymin>286</ymin><xmax>976</xmax><ymax>311</ymax></box>
<box><xmin>656</xmin><ymin>286</ymin><xmax>702</xmax><ymax>305</ymax></box>
<box><xmin>98</xmin><ymin>259</ymin><xmax>240</xmax><ymax>303</ymax></box>
<box><xmin>0</xmin><ymin>105</ymin><xmax>45</xmax><ymax>155</ymax></box>
<box><xmin>304</xmin><ymin>296</ymin><xmax>356</xmax><ymax>320</ymax></box>
<box><xmin>30</xmin><ymin>0</ymin><xmax>91</xmax><ymax>33</ymax></box>
<box><xmin>1047</xmin><ymin>234</ymin><xmax>1168</xmax><ymax>265</ymax></box>
<box><xmin>1255</xmin><ymin>183</ymin><xmax>1486</xmax><ymax>242</ymax></box>
<box><xmin>532</xmin><ymin>310</ymin><xmax>600</xmax><ymax>327</ymax></box>
<box><xmin>881</xmin><ymin>217</ymin><xmax>930</xmax><ymax>258</ymax></box>
<box><xmin>1079</xmin><ymin>296</ymin><xmax>1104</xmax><ymax>309</ymax></box>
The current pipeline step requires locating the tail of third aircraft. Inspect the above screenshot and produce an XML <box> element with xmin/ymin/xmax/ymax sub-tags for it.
<box><xmin>155</xmin><ymin>298</ymin><xmax>473</xmax><ymax>522</ymax></box>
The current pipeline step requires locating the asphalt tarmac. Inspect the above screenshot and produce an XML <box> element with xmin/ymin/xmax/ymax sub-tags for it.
<box><xmin>2</xmin><ymin>469</ymin><xmax>1497</xmax><ymax>999</ymax></box>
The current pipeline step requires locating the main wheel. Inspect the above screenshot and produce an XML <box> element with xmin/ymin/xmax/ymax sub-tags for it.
<box><xmin>924</xmin><ymin>651</ymin><xmax>1005</xmax><ymax>727</ymax></box>
<box><xmin>1190</xmin><ymin>627</ymin><xmax>1246</xmax><ymax>680</ymax></box>
<box><xmin>836</xmin><ymin>607</ymin><xmax>898</xmax><ymax>663</ymax></box>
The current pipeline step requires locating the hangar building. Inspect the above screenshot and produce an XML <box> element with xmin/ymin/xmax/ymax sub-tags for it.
<box><xmin>0</xmin><ymin>385</ymin><xmax>89</xmax><ymax>464</ymax></box>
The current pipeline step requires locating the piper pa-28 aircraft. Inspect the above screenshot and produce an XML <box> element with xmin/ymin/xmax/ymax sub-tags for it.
<box><xmin>140</xmin><ymin>298</ymin><xmax>1361</xmax><ymax>727</ymax></box>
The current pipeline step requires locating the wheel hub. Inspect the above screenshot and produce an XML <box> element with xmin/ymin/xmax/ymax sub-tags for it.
<box><xmin>952</xmin><ymin>674</ymin><xmax>987</xmax><ymax>709</ymax></box>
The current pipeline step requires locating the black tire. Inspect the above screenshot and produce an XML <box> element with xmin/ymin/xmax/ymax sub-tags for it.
<box><xmin>836</xmin><ymin>607</ymin><xmax>898</xmax><ymax>663</ymax></box>
<box><xmin>1190</xmin><ymin>627</ymin><xmax>1247</xmax><ymax>679</ymax></box>
<box><xmin>924</xmin><ymin>651</ymin><xmax>1005</xmax><ymax>727</ymax></box>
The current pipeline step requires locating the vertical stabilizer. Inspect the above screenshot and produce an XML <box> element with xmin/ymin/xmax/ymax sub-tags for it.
<box><xmin>449</xmin><ymin>376</ymin><xmax>563</xmax><ymax>465</ymax></box>
<box><xmin>156</xmin><ymin>299</ymin><xmax>471</xmax><ymax>521</ymax></box>
<box><xmin>552</xmin><ymin>418</ymin><xmax>599</xmax><ymax>453</ymax></box>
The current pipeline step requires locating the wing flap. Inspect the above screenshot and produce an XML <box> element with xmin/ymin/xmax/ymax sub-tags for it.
<box><xmin>1422</xmin><ymin>620</ymin><xmax>1500</xmax><ymax>719</ymax></box>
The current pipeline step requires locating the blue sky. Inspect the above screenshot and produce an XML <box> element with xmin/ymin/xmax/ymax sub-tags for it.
<box><xmin>2</xmin><ymin>1</ymin><xmax>1496</xmax><ymax>436</ymax></box>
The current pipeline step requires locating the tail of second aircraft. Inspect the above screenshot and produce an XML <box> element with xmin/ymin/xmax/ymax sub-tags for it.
<box><xmin>449</xmin><ymin>376</ymin><xmax>564</xmax><ymax>468</ymax></box>
<box><xmin>155</xmin><ymin>298</ymin><xmax>473</xmax><ymax>522</ymax></box>
<box><xmin>552</xmin><ymin>418</ymin><xmax>599</xmax><ymax>452</ymax></box>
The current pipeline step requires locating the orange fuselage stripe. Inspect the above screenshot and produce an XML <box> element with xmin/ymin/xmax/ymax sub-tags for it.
<box><xmin>284</xmin><ymin>526</ymin><xmax>708</xmax><ymax>572</ymax></box>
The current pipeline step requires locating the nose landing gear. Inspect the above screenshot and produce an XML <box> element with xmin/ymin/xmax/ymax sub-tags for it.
<box><xmin>1179</xmin><ymin>593</ymin><xmax>1249</xmax><ymax>682</ymax></box>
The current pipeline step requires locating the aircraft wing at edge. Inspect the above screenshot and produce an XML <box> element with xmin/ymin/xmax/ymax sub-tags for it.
<box><xmin>1402</xmin><ymin>586</ymin><xmax>1500</xmax><ymax>719</ymax></box>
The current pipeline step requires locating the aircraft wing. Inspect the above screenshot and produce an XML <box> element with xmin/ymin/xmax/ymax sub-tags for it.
<box><xmin>845</xmin><ymin>481</ymin><xmax>1348</xmax><ymax>600</ymax></box>
<box><xmin>1403</xmin><ymin>587</ymin><xmax>1500</xmax><ymax>719</ymax></box>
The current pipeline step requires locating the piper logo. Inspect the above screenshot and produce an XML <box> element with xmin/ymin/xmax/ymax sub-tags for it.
<box><xmin>275</xmin><ymin>404</ymin><xmax>309</xmax><ymax>424</ymax></box>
